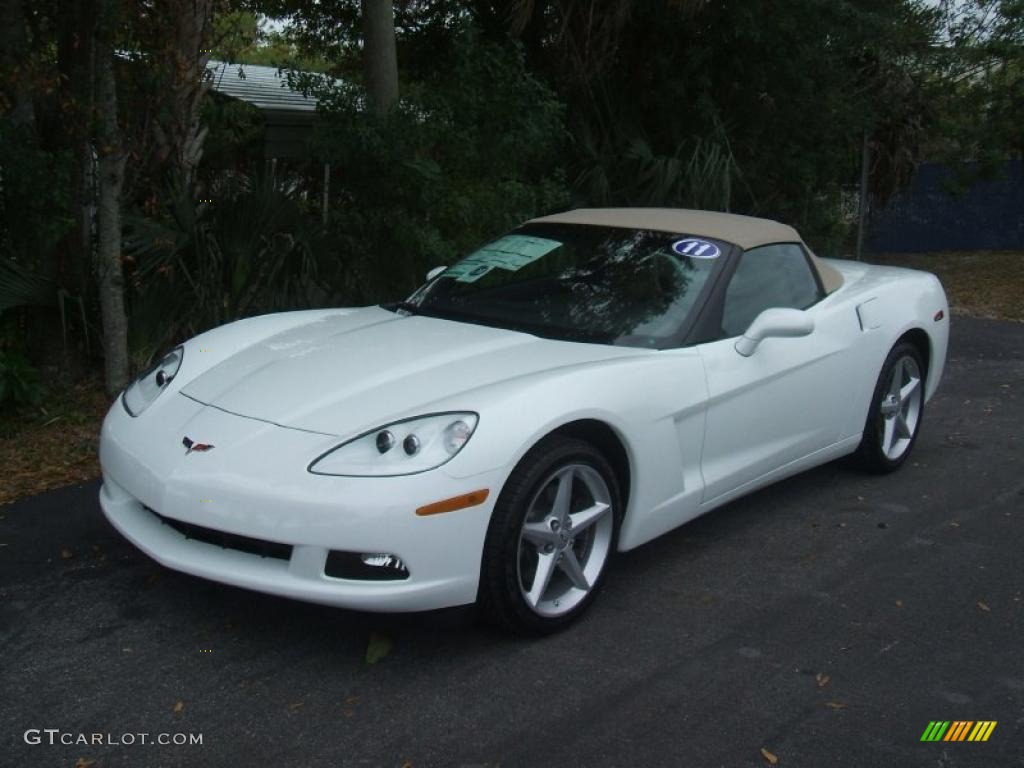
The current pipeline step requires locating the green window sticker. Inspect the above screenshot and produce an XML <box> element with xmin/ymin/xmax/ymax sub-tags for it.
<box><xmin>446</xmin><ymin>235</ymin><xmax>561</xmax><ymax>283</ymax></box>
<box><xmin>448</xmin><ymin>263</ymin><xmax>493</xmax><ymax>283</ymax></box>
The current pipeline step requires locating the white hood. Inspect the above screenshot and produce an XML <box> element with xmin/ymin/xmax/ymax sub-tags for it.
<box><xmin>180</xmin><ymin>307</ymin><xmax>643</xmax><ymax>436</ymax></box>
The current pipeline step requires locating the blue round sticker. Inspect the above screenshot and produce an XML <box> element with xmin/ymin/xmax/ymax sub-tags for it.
<box><xmin>672</xmin><ymin>238</ymin><xmax>721</xmax><ymax>260</ymax></box>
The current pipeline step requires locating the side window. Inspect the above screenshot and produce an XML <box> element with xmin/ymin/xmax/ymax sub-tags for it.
<box><xmin>720</xmin><ymin>243</ymin><xmax>822</xmax><ymax>338</ymax></box>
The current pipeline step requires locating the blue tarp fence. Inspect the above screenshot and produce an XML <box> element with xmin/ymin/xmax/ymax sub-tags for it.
<box><xmin>867</xmin><ymin>160</ymin><xmax>1023</xmax><ymax>252</ymax></box>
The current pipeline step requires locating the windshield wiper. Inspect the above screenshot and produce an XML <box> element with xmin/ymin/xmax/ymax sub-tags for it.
<box><xmin>384</xmin><ymin>301</ymin><xmax>421</xmax><ymax>316</ymax></box>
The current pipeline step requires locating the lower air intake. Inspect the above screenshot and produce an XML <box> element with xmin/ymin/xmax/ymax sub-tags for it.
<box><xmin>147</xmin><ymin>507</ymin><xmax>292</xmax><ymax>561</ymax></box>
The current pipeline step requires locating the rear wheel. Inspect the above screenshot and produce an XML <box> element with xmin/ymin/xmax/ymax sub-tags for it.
<box><xmin>854</xmin><ymin>342</ymin><xmax>925</xmax><ymax>473</ymax></box>
<box><xmin>478</xmin><ymin>436</ymin><xmax>621</xmax><ymax>634</ymax></box>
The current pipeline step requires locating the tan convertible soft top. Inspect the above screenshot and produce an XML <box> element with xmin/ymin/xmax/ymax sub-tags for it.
<box><xmin>528</xmin><ymin>207</ymin><xmax>843</xmax><ymax>294</ymax></box>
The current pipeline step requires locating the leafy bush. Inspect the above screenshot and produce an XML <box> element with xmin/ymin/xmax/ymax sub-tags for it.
<box><xmin>0</xmin><ymin>256</ymin><xmax>59</xmax><ymax>314</ymax></box>
<box><xmin>305</xmin><ymin>30</ymin><xmax>570</xmax><ymax>303</ymax></box>
<box><xmin>0</xmin><ymin>349</ymin><xmax>45</xmax><ymax>412</ymax></box>
<box><xmin>124</xmin><ymin>173</ymin><xmax>329</xmax><ymax>366</ymax></box>
<box><xmin>576</xmin><ymin>119</ymin><xmax>741</xmax><ymax>214</ymax></box>
<box><xmin>0</xmin><ymin>124</ymin><xmax>74</xmax><ymax>271</ymax></box>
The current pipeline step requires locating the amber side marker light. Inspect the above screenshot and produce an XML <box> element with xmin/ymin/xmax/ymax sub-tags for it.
<box><xmin>416</xmin><ymin>489</ymin><xmax>490</xmax><ymax>516</ymax></box>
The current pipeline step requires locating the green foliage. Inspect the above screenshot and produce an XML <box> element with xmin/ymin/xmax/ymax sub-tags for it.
<box><xmin>926</xmin><ymin>0</ymin><xmax>1023</xmax><ymax>186</ymax></box>
<box><xmin>213</xmin><ymin>9</ymin><xmax>333</xmax><ymax>72</ymax></box>
<box><xmin>576</xmin><ymin>121</ymin><xmax>740</xmax><ymax>213</ymax></box>
<box><xmin>0</xmin><ymin>257</ymin><xmax>59</xmax><ymax>313</ymax></box>
<box><xmin>241</xmin><ymin>0</ymin><xmax>362</xmax><ymax>70</ymax></box>
<box><xmin>200</xmin><ymin>94</ymin><xmax>266</xmax><ymax>179</ymax></box>
<box><xmin>2</xmin><ymin>0</ymin><xmax>1020</xmax><ymax>388</ymax></box>
<box><xmin>536</xmin><ymin>0</ymin><xmax>943</xmax><ymax>252</ymax></box>
<box><xmin>0</xmin><ymin>124</ymin><xmax>74</xmax><ymax>271</ymax></box>
<box><xmin>307</xmin><ymin>30</ymin><xmax>570</xmax><ymax>302</ymax></box>
<box><xmin>123</xmin><ymin>174</ymin><xmax>329</xmax><ymax>365</ymax></box>
<box><xmin>0</xmin><ymin>349</ymin><xmax>45</xmax><ymax>412</ymax></box>
<box><xmin>212</xmin><ymin>9</ymin><xmax>263</xmax><ymax>63</ymax></box>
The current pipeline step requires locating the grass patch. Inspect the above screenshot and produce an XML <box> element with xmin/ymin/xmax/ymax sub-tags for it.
<box><xmin>0</xmin><ymin>375</ymin><xmax>110</xmax><ymax>505</ymax></box>
<box><xmin>870</xmin><ymin>251</ymin><xmax>1023</xmax><ymax>322</ymax></box>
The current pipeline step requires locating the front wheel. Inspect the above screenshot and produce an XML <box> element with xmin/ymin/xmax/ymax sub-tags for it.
<box><xmin>854</xmin><ymin>342</ymin><xmax>926</xmax><ymax>473</ymax></box>
<box><xmin>478</xmin><ymin>436</ymin><xmax>621</xmax><ymax>634</ymax></box>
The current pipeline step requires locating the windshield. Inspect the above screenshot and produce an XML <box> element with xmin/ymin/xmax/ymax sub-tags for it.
<box><xmin>397</xmin><ymin>223</ymin><xmax>726</xmax><ymax>347</ymax></box>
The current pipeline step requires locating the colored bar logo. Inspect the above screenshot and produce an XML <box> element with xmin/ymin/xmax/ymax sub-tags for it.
<box><xmin>920</xmin><ymin>721</ymin><xmax>997</xmax><ymax>742</ymax></box>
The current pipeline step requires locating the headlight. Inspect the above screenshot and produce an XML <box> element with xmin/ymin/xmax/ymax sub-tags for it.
<box><xmin>308</xmin><ymin>412</ymin><xmax>479</xmax><ymax>477</ymax></box>
<box><xmin>121</xmin><ymin>346</ymin><xmax>184</xmax><ymax>417</ymax></box>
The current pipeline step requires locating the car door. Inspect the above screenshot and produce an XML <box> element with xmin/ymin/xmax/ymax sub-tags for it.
<box><xmin>696</xmin><ymin>243</ymin><xmax>853</xmax><ymax>503</ymax></box>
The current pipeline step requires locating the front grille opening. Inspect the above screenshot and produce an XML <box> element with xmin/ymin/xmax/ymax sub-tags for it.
<box><xmin>325</xmin><ymin>551</ymin><xmax>410</xmax><ymax>581</ymax></box>
<box><xmin>147</xmin><ymin>508</ymin><xmax>292</xmax><ymax>561</ymax></box>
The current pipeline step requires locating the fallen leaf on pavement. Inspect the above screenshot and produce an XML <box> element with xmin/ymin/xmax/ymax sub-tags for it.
<box><xmin>75</xmin><ymin>759</ymin><xmax>96</xmax><ymax>768</ymax></box>
<box><xmin>60</xmin><ymin>547</ymin><xmax>74</xmax><ymax>560</ymax></box>
<box><xmin>816</xmin><ymin>673</ymin><xmax>831</xmax><ymax>688</ymax></box>
<box><xmin>173</xmin><ymin>700</ymin><xmax>185</xmax><ymax>713</ymax></box>
<box><xmin>288</xmin><ymin>702</ymin><xmax>303</xmax><ymax>711</ymax></box>
<box><xmin>977</xmin><ymin>601</ymin><xmax>991</xmax><ymax>612</ymax></box>
<box><xmin>825</xmin><ymin>701</ymin><xmax>847</xmax><ymax>709</ymax></box>
<box><xmin>366</xmin><ymin>632</ymin><xmax>394</xmax><ymax>664</ymax></box>
<box><xmin>895</xmin><ymin>600</ymin><xmax>904</xmax><ymax>608</ymax></box>
<box><xmin>761</xmin><ymin>747</ymin><xmax>779</xmax><ymax>764</ymax></box>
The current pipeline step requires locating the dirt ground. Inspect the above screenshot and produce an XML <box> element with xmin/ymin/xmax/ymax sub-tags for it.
<box><xmin>871</xmin><ymin>250</ymin><xmax>1023</xmax><ymax>322</ymax></box>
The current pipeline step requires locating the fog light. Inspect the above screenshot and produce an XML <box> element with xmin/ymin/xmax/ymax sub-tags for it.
<box><xmin>361</xmin><ymin>553</ymin><xmax>406</xmax><ymax>570</ymax></box>
<box><xmin>324</xmin><ymin>550</ymin><xmax>409</xmax><ymax>580</ymax></box>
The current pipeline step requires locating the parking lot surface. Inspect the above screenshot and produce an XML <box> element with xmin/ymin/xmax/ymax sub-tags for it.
<box><xmin>1</xmin><ymin>317</ymin><xmax>1021</xmax><ymax>767</ymax></box>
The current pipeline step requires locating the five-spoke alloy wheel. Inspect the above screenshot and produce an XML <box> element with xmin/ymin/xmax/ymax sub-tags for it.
<box><xmin>479</xmin><ymin>436</ymin><xmax>621</xmax><ymax>633</ymax></box>
<box><xmin>517</xmin><ymin>463</ymin><xmax>614</xmax><ymax>617</ymax></box>
<box><xmin>856</xmin><ymin>341</ymin><xmax>927</xmax><ymax>473</ymax></box>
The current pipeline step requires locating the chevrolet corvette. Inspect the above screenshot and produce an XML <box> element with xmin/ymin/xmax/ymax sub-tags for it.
<box><xmin>99</xmin><ymin>208</ymin><xmax>949</xmax><ymax>632</ymax></box>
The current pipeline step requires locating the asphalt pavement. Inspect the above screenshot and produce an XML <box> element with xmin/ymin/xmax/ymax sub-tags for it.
<box><xmin>1</xmin><ymin>316</ymin><xmax>1022</xmax><ymax>768</ymax></box>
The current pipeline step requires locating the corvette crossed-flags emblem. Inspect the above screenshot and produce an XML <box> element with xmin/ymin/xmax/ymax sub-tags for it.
<box><xmin>182</xmin><ymin>437</ymin><xmax>214</xmax><ymax>455</ymax></box>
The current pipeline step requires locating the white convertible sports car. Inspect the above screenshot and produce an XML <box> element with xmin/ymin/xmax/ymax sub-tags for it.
<box><xmin>99</xmin><ymin>208</ymin><xmax>949</xmax><ymax>632</ymax></box>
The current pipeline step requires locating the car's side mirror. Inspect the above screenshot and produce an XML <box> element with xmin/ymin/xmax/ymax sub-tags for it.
<box><xmin>734</xmin><ymin>308</ymin><xmax>814</xmax><ymax>357</ymax></box>
<box><xmin>426</xmin><ymin>265</ymin><xmax>447</xmax><ymax>282</ymax></box>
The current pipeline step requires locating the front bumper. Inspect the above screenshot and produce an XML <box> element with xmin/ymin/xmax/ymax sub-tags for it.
<box><xmin>98</xmin><ymin>394</ymin><xmax>505</xmax><ymax>612</ymax></box>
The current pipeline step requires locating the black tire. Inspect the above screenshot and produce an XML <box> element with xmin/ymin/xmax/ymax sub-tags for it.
<box><xmin>854</xmin><ymin>341</ymin><xmax>926</xmax><ymax>474</ymax></box>
<box><xmin>478</xmin><ymin>435</ymin><xmax>622</xmax><ymax>635</ymax></box>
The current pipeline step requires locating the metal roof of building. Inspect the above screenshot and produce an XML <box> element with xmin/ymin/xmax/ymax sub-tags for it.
<box><xmin>207</xmin><ymin>60</ymin><xmax>323</xmax><ymax>114</ymax></box>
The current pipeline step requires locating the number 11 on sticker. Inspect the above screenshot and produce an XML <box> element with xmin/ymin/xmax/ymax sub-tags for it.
<box><xmin>672</xmin><ymin>238</ymin><xmax>721</xmax><ymax>259</ymax></box>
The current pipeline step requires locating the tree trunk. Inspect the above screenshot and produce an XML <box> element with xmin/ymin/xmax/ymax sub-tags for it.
<box><xmin>150</xmin><ymin>0</ymin><xmax>213</xmax><ymax>190</ymax></box>
<box><xmin>361</xmin><ymin>0</ymin><xmax>399</xmax><ymax>116</ymax></box>
<box><xmin>95</xmin><ymin>50</ymin><xmax>129</xmax><ymax>395</ymax></box>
